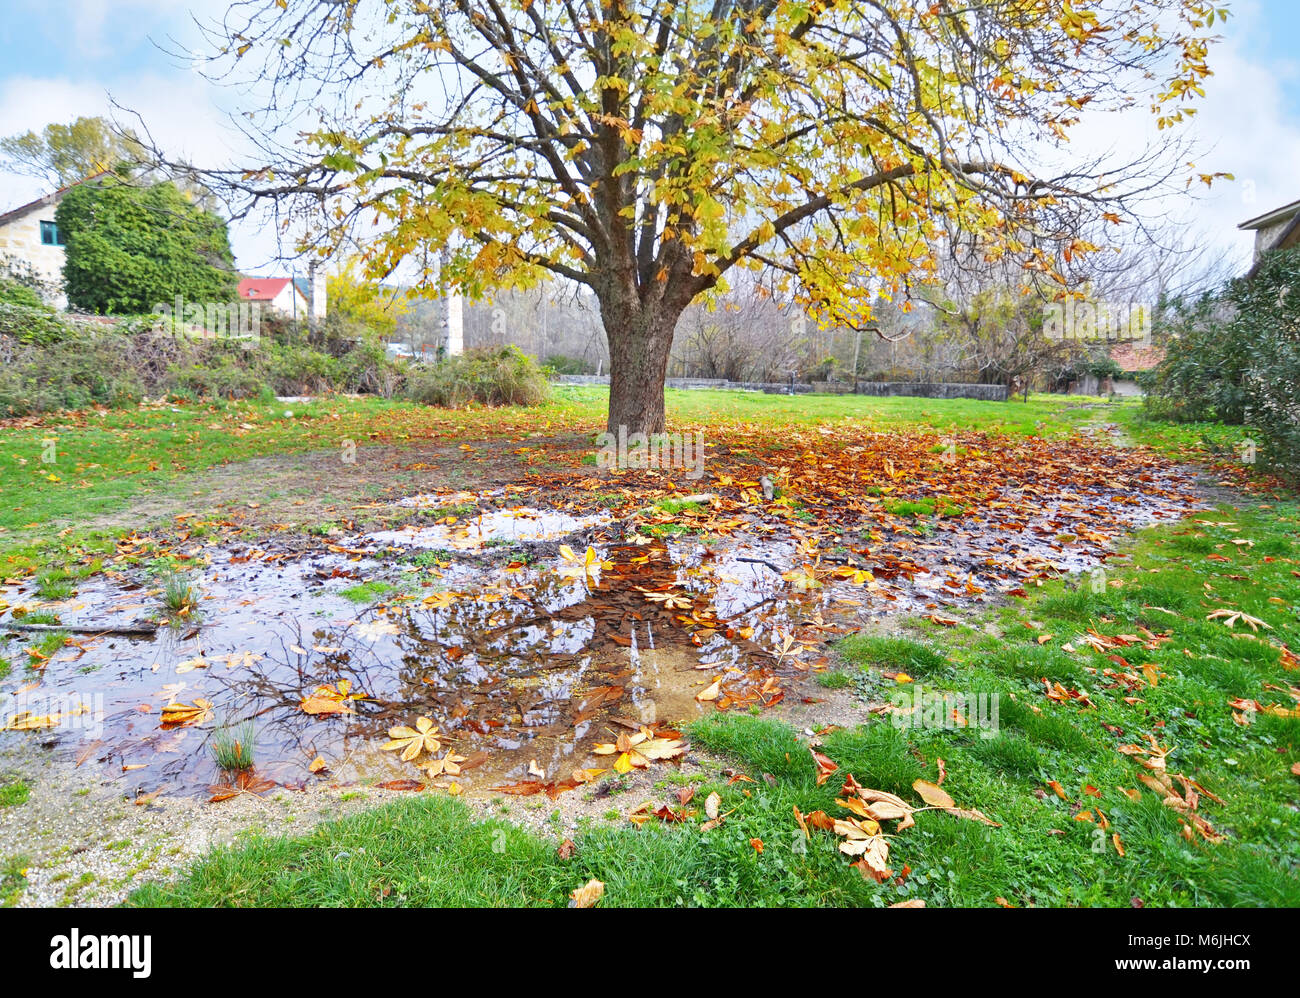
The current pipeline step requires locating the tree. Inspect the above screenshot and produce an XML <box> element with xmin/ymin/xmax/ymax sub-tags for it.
<box><xmin>1146</xmin><ymin>247</ymin><xmax>1300</xmax><ymax>478</ymax></box>
<box><xmin>929</xmin><ymin>286</ymin><xmax>1083</xmax><ymax>398</ymax></box>
<box><xmin>1</xmin><ymin>116</ymin><xmax>144</xmax><ymax>189</ymax></box>
<box><xmin>179</xmin><ymin>0</ymin><xmax>1224</xmax><ymax>433</ymax></box>
<box><xmin>56</xmin><ymin>177</ymin><xmax>238</xmax><ymax>315</ymax></box>
<box><xmin>327</xmin><ymin>262</ymin><xmax>412</xmax><ymax>341</ymax></box>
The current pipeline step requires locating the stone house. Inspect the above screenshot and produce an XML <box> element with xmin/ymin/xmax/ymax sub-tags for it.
<box><xmin>1239</xmin><ymin>198</ymin><xmax>1300</xmax><ymax>277</ymax></box>
<box><xmin>0</xmin><ymin>171</ymin><xmax>108</xmax><ymax>308</ymax></box>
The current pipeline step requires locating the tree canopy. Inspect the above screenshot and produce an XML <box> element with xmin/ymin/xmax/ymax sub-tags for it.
<box><xmin>1</xmin><ymin>116</ymin><xmax>144</xmax><ymax>189</ymax></box>
<box><xmin>182</xmin><ymin>0</ymin><xmax>1226</xmax><ymax>431</ymax></box>
<box><xmin>56</xmin><ymin>177</ymin><xmax>239</xmax><ymax>315</ymax></box>
<box><xmin>328</xmin><ymin>261</ymin><xmax>412</xmax><ymax>340</ymax></box>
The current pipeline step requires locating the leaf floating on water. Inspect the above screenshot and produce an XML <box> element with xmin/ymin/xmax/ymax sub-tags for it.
<box><xmin>160</xmin><ymin>698</ymin><xmax>213</xmax><ymax>729</ymax></box>
<box><xmin>381</xmin><ymin>716</ymin><xmax>442</xmax><ymax>762</ymax></box>
<box><xmin>299</xmin><ymin>679</ymin><xmax>366</xmax><ymax>716</ymax></box>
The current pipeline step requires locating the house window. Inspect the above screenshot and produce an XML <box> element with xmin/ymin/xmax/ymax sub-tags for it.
<box><xmin>39</xmin><ymin>220</ymin><xmax>64</xmax><ymax>246</ymax></box>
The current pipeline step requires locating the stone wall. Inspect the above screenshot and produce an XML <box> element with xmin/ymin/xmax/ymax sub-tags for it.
<box><xmin>553</xmin><ymin>374</ymin><xmax>1008</xmax><ymax>402</ymax></box>
<box><xmin>0</xmin><ymin>200</ymin><xmax>67</xmax><ymax>308</ymax></box>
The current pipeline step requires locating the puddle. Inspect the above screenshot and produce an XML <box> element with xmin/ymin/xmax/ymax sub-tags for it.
<box><xmin>367</xmin><ymin>506</ymin><xmax>612</xmax><ymax>550</ymax></box>
<box><xmin>0</xmin><ymin>468</ymin><xmax>1208</xmax><ymax>803</ymax></box>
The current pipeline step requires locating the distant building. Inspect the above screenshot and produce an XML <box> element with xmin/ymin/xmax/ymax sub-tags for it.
<box><xmin>237</xmin><ymin>276</ymin><xmax>326</xmax><ymax>321</ymax></box>
<box><xmin>1239</xmin><ymin>198</ymin><xmax>1300</xmax><ymax>276</ymax></box>
<box><xmin>0</xmin><ymin>171</ymin><xmax>109</xmax><ymax>308</ymax></box>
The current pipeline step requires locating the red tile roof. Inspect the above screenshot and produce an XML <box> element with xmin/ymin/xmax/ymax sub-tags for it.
<box><xmin>237</xmin><ymin>278</ymin><xmax>295</xmax><ymax>301</ymax></box>
<box><xmin>1110</xmin><ymin>343</ymin><xmax>1165</xmax><ymax>372</ymax></box>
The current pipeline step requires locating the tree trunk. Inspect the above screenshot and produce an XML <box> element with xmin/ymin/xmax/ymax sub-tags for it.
<box><xmin>602</xmin><ymin>295</ymin><xmax>680</xmax><ymax>436</ymax></box>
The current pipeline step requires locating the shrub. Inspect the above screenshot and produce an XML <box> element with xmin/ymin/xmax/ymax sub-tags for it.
<box><xmin>1143</xmin><ymin>292</ymin><xmax>1245</xmax><ymax>424</ymax></box>
<box><xmin>0</xmin><ymin>328</ymin><xmax>144</xmax><ymax>414</ymax></box>
<box><xmin>0</xmin><ymin>302</ymin><xmax>71</xmax><ymax>345</ymax></box>
<box><xmin>0</xmin><ymin>321</ymin><xmax>412</xmax><ymax>415</ymax></box>
<box><xmin>1145</xmin><ymin>248</ymin><xmax>1300</xmax><ymax>478</ymax></box>
<box><xmin>340</xmin><ymin>340</ymin><xmax>406</xmax><ymax>396</ymax></box>
<box><xmin>406</xmin><ymin>345</ymin><xmax>550</xmax><ymax>407</ymax></box>
<box><xmin>0</xmin><ymin>278</ymin><xmax>47</xmax><ymax>310</ymax></box>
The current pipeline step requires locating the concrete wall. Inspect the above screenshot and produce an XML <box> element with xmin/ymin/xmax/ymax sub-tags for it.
<box><xmin>0</xmin><ymin>200</ymin><xmax>67</xmax><ymax>308</ymax></box>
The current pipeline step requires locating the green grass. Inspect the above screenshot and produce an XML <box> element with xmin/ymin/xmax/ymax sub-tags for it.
<box><xmin>880</xmin><ymin>498</ymin><xmax>965</xmax><ymax>518</ymax></box>
<box><xmin>836</xmin><ymin>634</ymin><xmax>948</xmax><ymax>675</ymax></box>
<box><xmin>826</xmin><ymin>502</ymin><xmax>1300</xmax><ymax>906</ymax></box>
<box><xmin>338</xmin><ymin>580</ymin><xmax>397</xmax><ymax>603</ymax></box>
<box><xmin>160</xmin><ymin>572</ymin><xmax>200</xmax><ymax>619</ymax></box>
<box><xmin>654</xmin><ymin>498</ymin><xmax>705</xmax><ymax>515</ymax></box>
<box><xmin>0</xmin><ymin>778</ymin><xmax>30</xmax><ymax>808</ymax></box>
<box><xmin>1116</xmin><ymin>406</ymin><xmax>1256</xmax><ymax>462</ymax></box>
<box><xmin>34</xmin><ymin>573</ymin><xmax>75</xmax><ymax>600</ymax></box>
<box><xmin>211</xmin><ymin>719</ymin><xmax>257</xmax><ymax>771</ymax></box>
<box><xmin>28</xmin><ymin>630</ymin><xmax>69</xmax><ymax>665</ymax></box>
<box><xmin>1</xmin><ymin>854</ymin><xmax>28</xmax><ymax>906</ymax></box>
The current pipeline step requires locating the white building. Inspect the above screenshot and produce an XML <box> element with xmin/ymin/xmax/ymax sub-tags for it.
<box><xmin>236</xmin><ymin>277</ymin><xmax>326</xmax><ymax>321</ymax></box>
<box><xmin>0</xmin><ymin>171</ymin><xmax>108</xmax><ymax>308</ymax></box>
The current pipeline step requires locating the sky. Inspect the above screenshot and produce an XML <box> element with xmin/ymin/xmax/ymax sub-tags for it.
<box><xmin>1</xmin><ymin>0</ymin><xmax>1298</xmax><ymax>279</ymax></box>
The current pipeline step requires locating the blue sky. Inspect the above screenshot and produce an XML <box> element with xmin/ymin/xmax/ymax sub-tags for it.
<box><xmin>2</xmin><ymin>0</ymin><xmax>1299</xmax><ymax>274</ymax></box>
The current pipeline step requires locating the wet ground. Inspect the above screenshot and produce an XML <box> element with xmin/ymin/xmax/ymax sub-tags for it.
<box><xmin>0</xmin><ymin>424</ymin><xmax>1215</xmax><ymax>904</ymax></box>
<box><xmin>1</xmin><ymin>472</ymin><xmax>1206</xmax><ymax>803</ymax></box>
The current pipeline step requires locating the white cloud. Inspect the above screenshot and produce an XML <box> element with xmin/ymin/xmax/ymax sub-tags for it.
<box><xmin>1046</xmin><ymin>0</ymin><xmax>1300</xmax><ymax>272</ymax></box>
<box><xmin>0</xmin><ymin>71</ymin><xmax>295</xmax><ymax>273</ymax></box>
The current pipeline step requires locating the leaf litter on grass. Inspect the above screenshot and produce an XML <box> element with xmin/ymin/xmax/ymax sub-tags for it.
<box><xmin>0</xmin><ymin>425</ymin><xmax>1214</xmax><ymax>815</ymax></box>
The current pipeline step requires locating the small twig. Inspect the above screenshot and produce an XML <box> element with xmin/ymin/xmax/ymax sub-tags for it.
<box><xmin>736</xmin><ymin>556</ymin><xmax>786</xmax><ymax>575</ymax></box>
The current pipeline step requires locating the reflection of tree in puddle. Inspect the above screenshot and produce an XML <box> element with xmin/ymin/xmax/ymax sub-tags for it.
<box><xmin>205</xmin><ymin>541</ymin><xmax>785</xmax><ymax>789</ymax></box>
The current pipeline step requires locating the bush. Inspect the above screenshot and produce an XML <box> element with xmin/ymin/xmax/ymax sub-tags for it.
<box><xmin>0</xmin><ymin>323</ymin><xmax>410</xmax><ymax>416</ymax></box>
<box><xmin>0</xmin><ymin>278</ymin><xmax>47</xmax><ymax>311</ymax></box>
<box><xmin>1145</xmin><ymin>248</ymin><xmax>1300</xmax><ymax>478</ymax></box>
<box><xmin>1143</xmin><ymin>292</ymin><xmax>1245</xmax><ymax>424</ymax></box>
<box><xmin>406</xmin><ymin>346</ymin><xmax>550</xmax><ymax>408</ymax></box>
<box><xmin>0</xmin><ymin>302</ymin><xmax>71</xmax><ymax>345</ymax></box>
<box><xmin>0</xmin><ymin>329</ymin><xmax>144</xmax><ymax>414</ymax></box>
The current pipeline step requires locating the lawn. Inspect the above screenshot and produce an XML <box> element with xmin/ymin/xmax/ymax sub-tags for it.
<box><xmin>0</xmin><ymin>386</ymin><xmax>1114</xmax><ymax>582</ymax></box>
<box><xmin>1</xmin><ymin>387</ymin><xmax>1295</xmax><ymax>908</ymax></box>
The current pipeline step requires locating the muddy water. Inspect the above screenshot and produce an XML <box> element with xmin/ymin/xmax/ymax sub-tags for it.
<box><xmin>0</xmin><ymin>474</ymin><xmax>1206</xmax><ymax>802</ymax></box>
